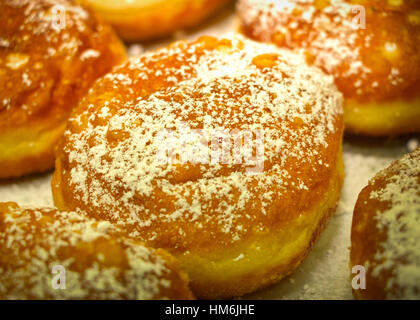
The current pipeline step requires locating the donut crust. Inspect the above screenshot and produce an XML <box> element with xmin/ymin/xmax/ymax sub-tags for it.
<box><xmin>52</xmin><ymin>36</ymin><xmax>344</xmax><ymax>298</ymax></box>
<box><xmin>344</xmin><ymin>98</ymin><xmax>420</xmax><ymax>136</ymax></box>
<box><xmin>178</xmin><ymin>152</ymin><xmax>344</xmax><ymax>298</ymax></box>
<box><xmin>78</xmin><ymin>0</ymin><xmax>232</xmax><ymax>41</ymax></box>
<box><xmin>0</xmin><ymin>0</ymin><xmax>126</xmax><ymax>179</ymax></box>
<box><xmin>0</xmin><ymin>202</ymin><xmax>194</xmax><ymax>300</ymax></box>
<box><xmin>350</xmin><ymin>148</ymin><xmax>420</xmax><ymax>299</ymax></box>
<box><xmin>237</xmin><ymin>0</ymin><xmax>420</xmax><ymax>136</ymax></box>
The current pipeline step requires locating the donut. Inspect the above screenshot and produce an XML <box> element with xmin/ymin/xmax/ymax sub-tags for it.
<box><xmin>0</xmin><ymin>0</ymin><xmax>126</xmax><ymax>179</ymax></box>
<box><xmin>0</xmin><ymin>202</ymin><xmax>194</xmax><ymax>300</ymax></box>
<box><xmin>52</xmin><ymin>36</ymin><xmax>344</xmax><ymax>298</ymax></box>
<box><xmin>350</xmin><ymin>147</ymin><xmax>420</xmax><ymax>299</ymax></box>
<box><xmin>237</xmin><ymin>0</ymin><xmax>420</xmax><ymax>136</ymax></box>
<box><xmin>77</xmin><ymin>0</ymin><xmax>232</xmax><ymax>41</ymax></box>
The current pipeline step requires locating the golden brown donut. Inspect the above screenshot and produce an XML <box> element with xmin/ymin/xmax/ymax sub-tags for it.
<box><xmin>0</xmin><ymin>202</ymin><xmax>194</xmax><ymax>300</ymax></box>
<box><xmin>77</xmin><ymin>0</ymin><xmax>232</xmax><ymax>41</ymax></box>
<box><xmin>0</xmin><ymin>0</ymin><xmax>126</xmax><ymax>179</ymax></box>
<box><xmin>237</xmin><ymin>0</ymin><xmax>420</xmax><ymax>136</ymax></box>
<box><xmin>350</xmin><ymin>147</ymin><xmax>420</xmax><ymax>299</ymax></box>
<box><xmin>52</xmin><ymin>36</ymin><xmax>344</xmax><ymax>298</ymax></box>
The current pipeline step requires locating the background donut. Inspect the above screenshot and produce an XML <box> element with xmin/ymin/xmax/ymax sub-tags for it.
<box><xmin>0</xmin><ymin>0</ymin><xmax>126</xmax><ymax>179</ymax></box>
<box><xmin>52</xmin><ymin>36</ymin><xmax>344</xmax><ymax>298</ymax></box>
<box><xmin>237</xmin><ymin>0</ymin><xmax>420</xmax><ymax>136</ymax></box>
<box><xmin>350</xmin><ymin>147</ymin><xmax>420</xmax><ymax>299</ymax></box>
<box><xmin>77</xmin><ymin>0</ymin><xmax>233</xmax><ymax>41</ymax></box>
<box><xmin>0</xmin><ymin>202</ymin><xmax>194</xmax><ymax>300</ymax></box>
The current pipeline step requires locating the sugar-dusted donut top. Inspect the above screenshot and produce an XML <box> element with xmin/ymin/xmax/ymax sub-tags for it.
<box><xmin>57</xmin><ymin>36</ymin><xmax>343</xmax><ymax>251</ymax></box>
<box><xmin>238</xmin><ymin>0</ymin><xmax>420</xmax><ymax>102</ymax></box>
<box><xmin>369</xmin><ymin>148</ymin><xmax>420</xmax><ymax>299</ymax></box>
<box><xmin>0</xmin><ymin>202</ymin><xmax>179</xmax><ymax>299</ymax></box>
<box><xmin>0</xmin><ymin>0</ymin><xmax>123</xmax><ymax>129</ymax></box>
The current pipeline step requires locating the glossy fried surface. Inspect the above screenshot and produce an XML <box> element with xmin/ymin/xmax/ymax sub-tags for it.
<box><xmin>0</xmin><ymin>202</ymin><xmax>194</xmax><ymax>300</ymax></box>
<box><xmin>79</xmin><ymin>0</ymin><xmax>232</xmax><ymax>41</ymax></box>
<box><xmin>0</xmin><ymin>0</ymin><xmax>126</xmax><ymax>179</ymax></box>
<box><xmin>52</xmin><ymin>36</ymin><xmax>344</xmax><ymax>298</ymax></box>
<box><xmin>350</xmin><ymin>148</ymin><xmax>420</xmax><ymax>299</ymax></box>
<box><xmin>238</xmin><ymin>0</ymin><xmax>420</xmax><ymax>135</ymax></box>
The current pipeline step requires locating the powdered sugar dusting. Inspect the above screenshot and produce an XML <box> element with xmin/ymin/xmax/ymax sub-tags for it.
<box><xmin>0</xmin><ymin>0</ymin><xmax>106</xmax><ymax>118</ymax></box>
<box><xmin>368</xmin><ymin>148</ymin><xmax>420</xmax><ymax>299</ymax></box>
<box><xmin>60</xmin><ymin>36</ymin><xmax>343</xmax><ymax>245</ymax></box>
<box><xmin>238</xmin><ymin>0</ymin><xmax>370</xmax><ymax>77</ymax></box>
<box><xmin>244</xmin><ymin>139</ymin><xmax>409</xmax><ymax>299</ymax></box>
<box><xmin>0</xmin><ymin>203</ymin><xmax>171</xmax><ymax>299</ymax></box>
<box><xmin>0</xmin><ymin>132</ymin><xmax>414</xmax><ymax>300</ymax></box>
<box><xmin>1</xmin><ymin>5</ymin><xmax>417</xmax><ymax>298</ymax></box>
<box><xmin>6</xmin><ymin>0</ymin><xmax>89</xmax><ymax>37</ymax></box>
<box><xmin>237</xmin><ymin>0</ymin><xmax>420</xmax><ymax>100</ymax></box>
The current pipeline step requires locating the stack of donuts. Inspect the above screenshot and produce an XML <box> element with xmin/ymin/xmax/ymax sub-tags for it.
<box><xmin>0</xmin><ymin>0</ymin><xmax>419</xmax><ymax>299</ymax></box>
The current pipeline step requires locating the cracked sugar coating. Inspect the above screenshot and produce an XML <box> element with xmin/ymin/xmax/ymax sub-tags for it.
<box><xmin>52</xmin><ymin>36</ymin><xmax>344</xmax><ymax>297</ymax></box>
<box><xmin>351</xmin><ymin>147</ymin><xmax>420</xmax><ymax>299</ymax></box>
<box><xmin>0</xmin><ymin>202</ymin><xmax>193</xmax><ymax>300</ymax></box>
<box><xmin>0</xmin><ymin>0</ymin><xmax>126</xmax><ymax>178</ymax></box>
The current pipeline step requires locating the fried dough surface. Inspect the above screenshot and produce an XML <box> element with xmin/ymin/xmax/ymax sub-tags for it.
<box><xmin>351</xmin><ymin>148</ymin><xmax>420</xmax><ymax>299</ymax></box>
<box><xmin>237</xmin><ymin>0</ymin><xmax>420</xmax><ymax>135</ymax></box>
<box><xmin>53</xmin><ymin>36</ymin><xmax>344</xmax><ymax>298</ymax></box>
<box><xmin>0</xmin><ymin>202</ymin><xmax>193</xmax><ymax>300</ymax></box>
<box><xmin>78</xmin><ymin>0</ymin><xmax>232</xmax><ymax>41</ymax></box>
<box><xmin>0</xmin><ymin>0</ymin><xmax>126</xmax><ymax>178</ymax></box>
